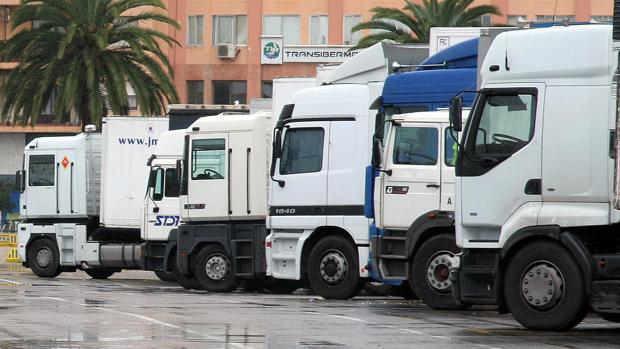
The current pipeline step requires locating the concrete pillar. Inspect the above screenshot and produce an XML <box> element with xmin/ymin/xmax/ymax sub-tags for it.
<box><xmin>169</xmin><ymin>0</ymin><xmax>187</xmax><ymax>104</ymax></box>
<box><xmin>574</xmin><ymin>0</ymin><xmax>591</xmax><ymax>22</ymax></box>
<box><xmin>247</xmin><ymin>0</ymin><xmax>263</xmax><ymax>101</ymax></box>
<box><xmin>328</xmin><ymin>0</ymin><xmax>344</xmax><ymax>45</ymax></box>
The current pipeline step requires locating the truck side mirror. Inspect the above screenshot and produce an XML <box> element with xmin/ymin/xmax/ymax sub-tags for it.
<box><xmin>15</xmin><ymin>170</ymin><xmax>25</xmax><ymax>193</ymax></box>
<box><xmin>371</xmin><ymin>137</ymin><xmax>382</xmax><ymax>168</ymax></box>
<box><xmin>147</xmin><ymin>169</ymin><xmax>157</xmax><ymax>188</ymax></box>
<box><xmin>270</xmin><ymin>129</ymin><xmax>282</xmax><ymax>177</ymax></box>
<box><xmin>450</xmin><ymin>96</ymin><xmax>463</xmax><ymax>132</ymax></box>
<box><xmin>374</xmin><ymin>112</ymin><xmax>385</xmax><ymax>141</ymax></box>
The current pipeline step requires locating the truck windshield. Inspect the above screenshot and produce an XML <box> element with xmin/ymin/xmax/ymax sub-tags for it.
<box><xmin>466</xmin><ymin>92</ymin><xmax>536</xmax><ymax>159</ymax></box>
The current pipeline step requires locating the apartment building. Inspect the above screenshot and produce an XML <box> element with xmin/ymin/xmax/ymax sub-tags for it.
<box><xmin>0</xmin><ymin>0</ymin><xmax>614</xmax><ymax>178</ymax></box>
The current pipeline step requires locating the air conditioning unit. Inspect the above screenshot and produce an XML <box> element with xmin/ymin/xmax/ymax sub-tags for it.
<box><xmin>217</xmin><ymin>44</ymin><xmax>237</xmax><ymax>59</ymax></box>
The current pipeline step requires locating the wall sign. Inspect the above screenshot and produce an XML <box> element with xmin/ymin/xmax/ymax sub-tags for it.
<box><xmin>261</xmin><ymin>35</ymin><xmax>283</xmax><ymax>65</ymax></box>
<box><xmin>261</xmin><ymin>36</ymin><xmax>359</xmax><ymax>64</ymax></box>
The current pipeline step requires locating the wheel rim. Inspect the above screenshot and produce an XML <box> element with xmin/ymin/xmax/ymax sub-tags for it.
<box><xmin>520</xmin><ymin>260</ymin><xmax>565</xmax><ymax>311</ymax></box>
<box><xmin>35</xmin><ymin>247</ymin><xmax>53</xmax><ymax>268</ymax></box>
<box><xmin>205</xmin><ymin>254</ymin><xmax>230</xmax><ymax>281</ymax></box>
<box><xmin>319</xmin><ymin>250</ymin><xmax>348</xmax><ymax>285</ymax></box>
<box><xmin>426</xmin><ymin>250</ymin><xmax>454</xmax><ymax>293</ymax></box>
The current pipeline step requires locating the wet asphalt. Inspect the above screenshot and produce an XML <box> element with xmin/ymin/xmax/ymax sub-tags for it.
<box><xmin>1</xmin><ymin>264</ymin><xmax>620</xmax><ymax>349</ymax></box>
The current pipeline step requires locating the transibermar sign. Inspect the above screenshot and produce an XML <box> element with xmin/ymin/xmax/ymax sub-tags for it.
<box><xmin>283</xmin><ymin>46</ymin><xmax>359</xmax><ymax>63</ymax></box>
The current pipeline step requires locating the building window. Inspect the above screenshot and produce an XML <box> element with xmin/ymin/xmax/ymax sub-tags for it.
<box><xmin>187</xmin><ymin>15</ymin><xmax>204</xmax><ymax>46</ymax></box>
<box><xmin>507</xmin><ymin>15</ymin><xmax>527</xmax><ymax>25</ymax></box>
<box><xmin>263</xmin><ymin>15</ymin><xmax>301</xmax><ymax>45</ymax></box>
<box><xmin>591</xmin><ymin>16</ymin><xmax>613</xmax><ymax>23</ymax></box>
<box><xmin>310</xmin><ymin>15</ymin><xmax>328</xmax><ymax>45</ymax></box>
<box><xmin>213</xmin><ymin>15</ymin><xmax>247</xmax><ymax>46</ymax></box>
<box><xmin>343</xmin><ymin>15</ymin><xmax>362</xmax><ymax>45</ymax></box>
<box><xmin>213</xmin><ymin>81</ymin><xmax>247</xmax><ymax>105</ymax></box>
<box><xmin>536</xmin><ymin>15</ymin><xmax>575</xmax><ymax>22</ymax></box>
<box><xmin>480</xmin><ymin>15</ymin><xmax>492</xmax><ymax>26</ymax></box>
<box><xmin>261</xmin><ymin>81</ymin><xmax>273</xmax><ymax>98</ymax></box>
<box><xmin>127</xmin><ymin>83</ymin><xmax>137</xmax><ymax>110</ymax></box>
<box><xmin>187</xmin><ymin>80</ymin><xmax>204</xmax><ymax>104</ymax></box>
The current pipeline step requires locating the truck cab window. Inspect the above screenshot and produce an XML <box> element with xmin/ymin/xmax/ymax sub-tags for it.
<box><xmin>28</xmin><ymin>154</ymin><xmax>55</xmax><ymax>186</ymax></box>
<box><xmin>192</xmin><ymin>139</ymin><xmax>226</xmax><ymax>180</ymax></box>
<box><xmin>165</xmin><ymin>168</ymin><xmax>179</xmax><ymax>197</ymax></box>
<box><xmin>153</xmin><ymin>168</ymin><xmax>164</xmax><ymax>201</ymax></box>
<box><xmin>392</xmin><ymin>127</ymin><xmax>438</xmax><ymax>166</ymax></box>
<box><xmin>471</xmin><ymin>93</ymin><xmax>535</xmax><ymax>158</ymax></box>
<box><xmin>280</xmin><ymin>128</ymin><xmax>324</xmax><ymax>175</ymax></box>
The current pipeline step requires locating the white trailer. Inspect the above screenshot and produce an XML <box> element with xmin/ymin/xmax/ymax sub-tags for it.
<box><xmin>449</xmin><ymin>24</ymin><xmax>620</xmax><ymax>330</ymax></box>
<box><xmin>16</xmin><ymin>117</ymin><xmax>168</xmax><ymax>278</ymax></box>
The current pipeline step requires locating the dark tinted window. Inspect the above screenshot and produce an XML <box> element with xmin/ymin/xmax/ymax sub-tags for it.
<box><xmin>165</xmin><ymin>168</ymin><xmax>179</xmax><ymax>197</ymax></box>
<box><xmin>29</xmin><ymin>154</ymin><xmax>55</xmax><ymax>186</ymax></box>
<box><xmin>392</xmin><ymin>127</ymin><xmax>438</xmax><ymax>166</ymax></box>
<box><xmin>280</xmin><ymin>128</ymin><xmax>324</xmax><ymax>175</ymax></box>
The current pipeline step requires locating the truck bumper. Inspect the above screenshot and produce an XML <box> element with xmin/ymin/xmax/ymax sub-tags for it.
<box><xmin>450</xmin><ymin>249</ymin><xmax>502</xmax><ymax>306</ymax></box>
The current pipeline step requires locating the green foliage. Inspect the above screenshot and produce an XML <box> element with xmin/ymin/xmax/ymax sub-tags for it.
<box><xmin>0</xmin><ymin>0</ymin><xmax>180</xmax><ymax>126</ymax></box>
<box><xmin>351</xmin><ymin>0</ymin><xmax>501</xmax><ymax>50</ymax></box>
<box><xmin>0</xmin><ymin>179</ymin><xmax>14</xmax><ymax>212</ymax></box>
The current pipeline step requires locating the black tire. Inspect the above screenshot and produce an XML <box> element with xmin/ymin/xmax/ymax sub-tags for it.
<box><xmin>598</xmin><ymin>312</ymin><xmax>620</xmax><ymax>323</ymax></box>
<box><xmin>364</xmin><ymin>281</ymin><xmax>393</xmax><ymax>296</ymax></box>
<box><xmin>410</xmin><ymin>234</ymin><xmax>465</xmax><ymax>309</ymax></box>
<box><xmin>154</xmin><ymin>270</ymin><xmax>176</xmax><ymax>282</ymax></box>
<box><xmin>84</xmin><ymin>268</ymin><xmax>116</xmax><ymax>279</ymax></box>
<box><xmin>307</xmin><ymin>236</ymin><xmax>363</xmax><ymax>299</ymax></box>
<box><xmin>28</xmin><ymin>238</ymin><xmax>61</xmax><ymax>278</ymax></box>
<box><xmin>194</xmin><ymin>245</ymin><xmax>238</xmax><ymax>292</ymax></box>
<box><xmin>503</xmin><ymin>241</ymin><xmax>588</xmax><ymax>331</ymax></box>
<box><xmin>172</xmin><ymin>256</ymin><xmax>201</xmax><ymax>290</ymax></box>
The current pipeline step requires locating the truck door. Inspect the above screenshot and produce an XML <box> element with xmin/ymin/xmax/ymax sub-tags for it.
<box><xmin>440</xmin><ymin>124</ymin><xmax>457</xmax><ymax>211</ymax></box>
<box><xmin>144</xmin><ymin>166</ymin><xmax>180</xmax><ymax>241</ymax></box>
<box><xmin>25</xmin><ymin>152</ymin><xmax>57</xmax><ymax>217</ymax></box>
<box><xmin>186</xmin><ymin>134</ymin><xmax>230</xmax><ymax>221</ymax></box>
<box><xmin>381</xmin><ymin>123</ymin><xmax>442</xmax><ymax>229</ymax></box>
<box><xmin>458</xmin><ymin>86</ymin><xmax>543</xmax><ymax>243</ymax></box>
<box><xmin>270</xmin><ymin>122</ymin><xmax>329</xmax><ymax>227</ymax></box>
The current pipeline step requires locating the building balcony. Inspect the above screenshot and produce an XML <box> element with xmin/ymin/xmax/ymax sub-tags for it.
<box><xmin>0</xmin><ymin>1</ymin><xmax>19</xmax><ymax>6</ymax></box>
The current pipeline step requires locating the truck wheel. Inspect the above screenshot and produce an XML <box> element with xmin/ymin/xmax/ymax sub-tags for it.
<box><xmin>172</xmin><ymin>256</ymin><xmax>201</xmax><ymax>290</ymax></box>
<box><xmin>598</xmin><ymin>313</ymin><xmax>620</xmax><ymax>322</ymax></box>
<box><xmin>504</xmin><ymin>241</ymin><xmax>588</xmax><ymax>331</ymax></box>
<box><xmin>154</xmin><ymin>270</ymin><xmax>176</xmax><ymax>282</ymax></box>
<box><xmin>307</xmin><ymin>236</ymin><xmax>363</xmax><ymax>299</ymax></box>
<box><xmin>85</xmin><ymin>268</ymin><xmax>116</xmax><ymax>279</ymax></box>
<box><xmin>409</xmin><ymin>234</ymin><xmax>465</xmax><ymax>309</ymax></box>
<box><xmin>194</xmin><ymin>245</ymin><xmax>238</xmax><ymax>292</ymax></box>
<box><xmin>28</xmin><ymin>238</ymin><xmax>61</xmax><ymax>278</ymax></box>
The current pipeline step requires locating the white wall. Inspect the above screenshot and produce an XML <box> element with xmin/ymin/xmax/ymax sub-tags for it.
<box><xmin>0</xmin><ymin>133</ymin><xmax>25</xmax><ymax>176</ymax></box>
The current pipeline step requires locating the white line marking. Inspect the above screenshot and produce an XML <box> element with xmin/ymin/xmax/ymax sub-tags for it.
<box><xmin>0</xmin><ymin>278</ymin><xmax>22</xmax><ymax>285</ymax></box>
<box><xmin>40</xmin><ymin>296</ymin><xmax>257</xmax><ymax>349</ymax></box>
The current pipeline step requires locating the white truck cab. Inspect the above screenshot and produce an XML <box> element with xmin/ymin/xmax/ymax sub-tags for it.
<box><xmin>450</xmin><ymin>24</ymin><xmax>620</xmax><ymax>330</ymax></box>
<box><xmin>370</xmin><ymin>110</ymin><xmax>467</xmax><ymax>308</ymax></box>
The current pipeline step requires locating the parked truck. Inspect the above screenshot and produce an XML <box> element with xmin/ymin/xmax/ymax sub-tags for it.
<box><xmin>174</xmin><ymin>111</ymin><xmax>284</xmax><ymax>292</ymax></box>
<box><xmin>448</xmin><ymin>23</ymin><xmax>620</xmax><ymax>330</ymax></box>
<box><xmin>16</xmin><ymin>117</ymin><xmax>168</xmax><ymax>278</ymax></box>
<box><xmin>266</xmin><ymin>39</ymin><xmax>482</xmax><ymax>300</ymax></box>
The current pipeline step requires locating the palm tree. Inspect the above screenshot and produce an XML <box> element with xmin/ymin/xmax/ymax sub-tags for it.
<box><xmin>0</xmin><ymin>0</ymin><xmax>180</xmax><ymax>126</ymax></box>
<box><xmin>351</xmin><ymin>0</ymin><xmax>500</xmax><ymax>50</ymax></box>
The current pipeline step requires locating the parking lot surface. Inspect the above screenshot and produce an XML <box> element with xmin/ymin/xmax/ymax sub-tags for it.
<box><xmin>1</xmin><ymin>264</ymin><xmax>619</xmax><ymax>349</ymax></box>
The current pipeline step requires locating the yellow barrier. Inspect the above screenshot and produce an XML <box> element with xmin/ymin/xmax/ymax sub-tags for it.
<box><xmin>0</xmin><ymin>233</ymin><xmax>17</xmax><ymax>247</ymax></box>
<box><xmin>6</xmin><ymin>248</ymin><xmax>20</xmax><ymax>263</ymax></box>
